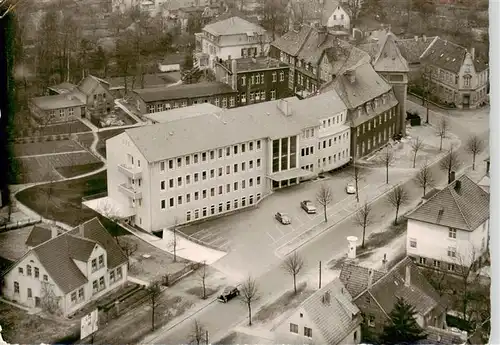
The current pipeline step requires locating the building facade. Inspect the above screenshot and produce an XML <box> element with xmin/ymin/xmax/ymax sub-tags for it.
<box><xmin>132</xmin><ymin>82</ymin><xmax>238</xmax><ymax>114</ymax></box>
<box><xmin>106</xmin><ymin>91</ymin><xmax>350</xmax><ymax>231</ymax></box>
<box><xmin>1</xmin><ymin>218</ymin><xmax>128</xmax><ymax>317</ymax></box>
<box><xmin>214</xmin><ymin>56</ymin><xmax>291</xmax><ymax>106</ymax></box>
<box><xmin>406</xmin><ymin>176</ymin><xmax>490</xmax><ymax>273</ymax></box>
<box><xmin>194</xmin><ymin>16</ymin><xmax>271</xmax><ymax>70</ymax></box>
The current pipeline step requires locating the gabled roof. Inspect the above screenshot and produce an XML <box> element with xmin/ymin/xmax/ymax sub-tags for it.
<box><xmin>203</xmin><ymin>16</ymin><xmax>266</xmax><ymax>36</ymax></box>
<box><xmin>420</xmin><ymin>326</ymin><xmax>468</xmax><ymax>345</ymax></box>
<box><xmin>323</xmin><ymin>41</ymin><xmax>371</xmax><ymax>76</ymax></box>
<box><xmin>295</xmin><ymin>278</ymin><xmax>362</xmax><ymax>344</ymax></box>
<box><xmin>271</xmin><ymin>25</ymin><xmax>313</xmax><ymax>57</ymax></box>
<box><xmin>342</xmin><ymin>257</ymin><xmax>443</xmax><ymax>318</ymax></box>
<box><xmin>25</xmin><ymin>225</ymin><xmax>54</xmax><ymax>248</ymax></box>
<box><xmin>395</xmin><ymin>36</ymin><xmax>437</xmax><ymax>64</ymax></box>
<box><xmin>406</xmin><ymin>175</ymin><xmax>490</xmax><ymax>231</ymax></box>
<box><xmin>47</xmin><ymin>82</ymin><xmax>77</xmax><ymax>95</ymax></box>
<box><xmin>320</xmin><ymin>62</ymin><xmax>392</xmax><ymax>109</ymax></box>
<box><xmin>420</xmin><ymin>37</ymin><xmax>488</xmax><ymax>73</ymax></box>
<box><xmin>31</xmin><ymin>93</ymin><xmax>85</xmax><ymax>110</ymax></box>
<box><xmin>133</xmin><ymin>82</ymin><xmax>236</xmax><ymax>103</ymax></box>
<box><xmin>339</xmin><ymin>263</ymin><xmax>385</xmax><ymax>298</ymax></box>
<box><xmin>77</xmin><ymin>75</ymin><xmax>109</xmax><ymax>96</ymax></box>
<box><xmin>372</xmin><ymin>32</ymin><xmax>409</xmax><ymax>73</ymax></box>
<box><xmin>297</xmin><ymin>28</ymin><xmax>341</xmax><ymax>65</ymax></box>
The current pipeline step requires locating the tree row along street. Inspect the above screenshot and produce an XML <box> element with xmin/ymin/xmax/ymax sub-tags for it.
<box><xmin>141</xmin><ymin>106</ymin><xmax>489</xmax><ymax>345</ymax></box>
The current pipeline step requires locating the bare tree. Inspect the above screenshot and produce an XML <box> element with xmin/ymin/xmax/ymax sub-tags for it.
<box><xmin>439</xmin><ymin>148</ymin><xmax>461</xmax><ymax>184</ymax></box>
<box><xmin>40</xmin><ymin>281</ymin><xmax>62</xmax><ymax>314</ymax></box>
<box><xmin>169</xmin><ymin>219</ymin><xmax>179</xmax><ymax>262</ymax></box>
<box><xmin>410</xmin><ymin>137</ymin><xmax>424</xmax><ymax>168</ymax></box>
<box><xmin>354</xmin><ymin>202</ymin><xmax>373</xmax><ymax>248</ymax></box>
<box><xmin>189</xmin><ymin>319</ymin><xmax>206</xmax><ymax>345</ymax></box>
<box><xmin>465</xmin><ymin>135</ymin><xmax>485</xmax><ymax>171</ymax></box>
<box><xmin>436</xmin><ymin>117</ymin><xmax>450</xmax><ymax>151</ymax></box>
<box><xmin>198</xmin><ymin>260</ymin><xmax>208</xmax><ymax>299</ymax></box>
<box><xmin>240</xmin><ymin>276</ymin><xmax>260</xmax><ymax>326</ymax></box>
<box><xmin>350</xmin><ymin>162</ymin><xmax>363</xmax><ymax>203</ymax></box>
<box><xmin>116</xmin><ymin>239</ymin><xmax>138</xmax><ymax>269</ymax></box>
<box><xmin>281</xmin><ymin>251</ymin><xmax>305</xmax><ymax>294</ymax></box>
<box><xmin>386</xmin><ymin>185</ymin><xmax>409</xmax><ymax>225</ymax></box>
<box><xmin>316</xmin><ymin>184</ymin><xmax>333</xmax><ymax>223</ymax></box>
<box><xmin>147</xmin><ymin>280</ymin><xmax>162</xmax><ymax>331</ymax></box>
<box><xmin>414</xmin><ymin>162</ymin><xmax>435</xmax><ymax>197</ymax></box>
<box><xmin>379</xmin><ymin>146</ymin><xmax>395</xmax><ymax>184</ymax></box>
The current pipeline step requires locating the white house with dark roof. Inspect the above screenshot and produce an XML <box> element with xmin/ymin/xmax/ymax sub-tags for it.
<box><xmin>105</xmin><ymin>90</ymin><xmax>350</xmax><ymax>231</ymax></box>
<box><xmin>275</xmin><ymin>278</ymin><xmax>362</xmax><ymax>345</ymax></box>
<box><xmin>194</xmin><ymin>16</ymin><xmax>271</xmax><ymax>70</ymax></box>
<box><xmin>0</xmin><ymin>218</ymin><xmax>128</xmax><ymax>317</ymax></box>
<box><xmin>406</xmin><ymin>175</ymin><xmax>490</xmax><ymax>273</ymax></box>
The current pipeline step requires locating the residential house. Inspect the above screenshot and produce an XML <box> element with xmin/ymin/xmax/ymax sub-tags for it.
<box><xmin>285</xmin><ymin>0</ymin><xmax>351</xmax><ymax>33</ymax></box>
<box><xmin>105</xmin><ymin>90</ymin><xmax>350</xmax><ymax>230</ymax></box>
<box><xmin>29</xmin><ymin>75</ymin><xmax>115</xmax><ymax>125</ymax></box>
<box><xmin>214</xmin><ymin>56</ymin><xmax>291</xmax><ymax>106</ymax></box>
<box><xmin>194</xmin><ymin>16</ymin><xmax>271</xmax><ymax>70</ymax></box>
<box><xmin>275</xmin><ymin>278</ymin><xmax>362</xmax><ymax>345</ymax></box>
<box><xmin>178</xmin><ymin>5</ymin><xmax>221</xmax><ymax>32</ymax></box>
<box><xmin>132</xmin><ymin>82</ymin><xmax>238</xmax><ymax>114</ymax></box>
<box><xmin>477</xmin><ymin>157</ymin><xmax>490</xmax><ymax>193</ymax></box>
<box><xmin>270</xmin><ymin>25</ymin><xmax>370</xmax><ymax>98</ymax></box>
<box><xmin>339</xmin><ymin>257</ymin><xmax>446</xmax><ymax>338</ymax></box>
<box><xmin>47</xmin><ymin>82</ymin><xmax>77</xmax><ymax>95</ymax></box>
<box><xmin>1</xmin><ymin>218</ymin><xmax>128</xmax><ymax>317</ymax></box>
<box><xmin>362</xmin><ymin>35</ymin><xmax>489</xmax><ymax>109</ymax></box>
<box><xmin>405</xmin><ymin>175</ymin><xmax>490</xmax><ymax>273</ymax></box>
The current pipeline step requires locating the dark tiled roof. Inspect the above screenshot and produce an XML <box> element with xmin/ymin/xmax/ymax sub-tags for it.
<box><xmin>77</xmin><ymin>75</ymin><xmax>109</xmax><ymax>96</ymax></box>
<box><xmin>357</xmin><ymin>42</ymin><xmax>379</xmax><ymax>59</ymax></box>
<box><xmin>422</xmin><ymin>188</ymin><xmax>441</xmax><ymax>200</ymax></box>
<box><xmin>396</xmin><ymin>37</ymin><xmax>437</xmax><ymax>64</ymax></box>
<box><xmin>368</xmin><ymin>257</ymin><xmax>443</xmax><ymax>317</ymax></box>
<box><xmin>231</xmin><ymin>57</ymin><xmax>289</xmax><ymax>72</ymax></box>
<box><xmin>372</xmin><ymin>32</ymin><xmax>409</xmax><ymax>72</ymax></box>
<box><xmin>297</xmin><ymin>29</ymin><xmax>342</xmax><ymax>65</ymax></box>
<box><xmin>422</xmin><ymin>326</ymin><xmax>468</xmax><ymax>345</ymax></box>
<box><xmin>66</xmin><ymin>235</ymin><xmax>96</xmax><ymax>262</ymax></box>
<box><xmin>340</xmin><ymin>263</ymin><xmax>385</xmax><ymax>298</ymax></box>
<box><xmin>134</xmin><ymin>82</ymin><xmax>236</xmax><ymax>103</ymax></box>
<box><xmin>68</xmin><ymin>218</ymin><xmax>127</xmax><ymax>269</ymax></box>
<box><xmin>48</xmin><ymin>82</ymin><xmax>77</xmax><ymax>94</ymax></box>
<box><xmin>301</xmin><ymin>279</ymin><xmax>362</xmax><ymax>345</ymax></box>
<box><xmin>320</xmin><ymin>62</ymin><xmax>392</xmax><ymax>109</ymax></box>
<box><xmin>324</xmin><ymin>41</ymin><xmax>371</xmax><ymax>76</ymax></box>
<box><xmin>406</xmin><ymin>175</ymin><xmax>490</xmax><ymax>231</ymax></box>
<box><xmin>25</xmin><ymin>225</ymin><xmax>54</xmax><ymax>247</ymax></box>
<box><xmin>203</xmin><ymin>16</ymin><xmax>266</xmax><ymax>36</ymax></box>
<box><xmin>271</xmin><ymin>25</ymin><xmax>313</xmax><ymax>57</ymax></box>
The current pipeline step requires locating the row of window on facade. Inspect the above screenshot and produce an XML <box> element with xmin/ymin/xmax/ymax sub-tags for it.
<box><xmin>321</xmin><ymin>114</ymin><xmax>344</xmax><ymax>129</ymax></box>
<box><xmin>241</xmin><ymin>71</ymin><xmax>285</xmax><ymax>86</ymax></box>
<box><xmin>241</xmin><ymin>47</ymin><xmax>258</xmax><ymax>58</ymax></box>
<box><xmin>159</xmin><ymin>140</ymin><xmax>262</xmax><ymax>172</ymax></box>
<box><xmin>49</xmin><ymin>107</ymin><xmax>75</xmax><ymax>118</ymax></box>
<box><xmin>91</xmin><ymin>254</ymin><xmax>106</xmax><ymax>272</ymax></box>
<box><xmin>161</xmin><ymin>160</ymin><xmax>263</xmax><ymax>190</ymax></box>
<box><xmin>355</xmin><ymin>109</ymin><xmax>396</xmax><ymax>137</ymax></box>
<box><xmin>147</xmin><ymin>96</ymin><xmax>235</xmax><ymax>113</ymax></box>
<box><xmin>417</xmin><ymin>256</ymin><xmax>457</xmax><ymax>272</ymax></box>
<box><xmin>272</xmin><ymin>136</ymin><xmax>298</xmax><ymax>173</ymax></box>
<box><xmin>161</xmin><ymin>177</ymin><xmax>263</xmax><ymax>209</ymax></box>
<box><xmin>279</xmin><ymin>51</ymin><xmax>318</xmax><ymax>76</ymax></box>
<box><xmin>318</xmin><ymin>132</ymin><xmax>349</xmax><ymax>150</ymax></box>
<box><xmin>184</xmin><ymin>193</ymin><xmax>262</xmax><ymax>221</ymax></box>
<box><xmin>289</xmin><ymin>323</ymin><xmax>313</xmax><ymax>338</ymax></box>
<box><xmin>90</xmin><ymin>266</ymin><xmax>123</xmax><ymax>297</ymax></box>
<box><xmin>355</xmin><ymin>94</ymin><xmax>393</xmax><ymax>118</ymax></box>
<box><xmin>356</xmin><ymin>125</ymin><xmax>396</xmax><ymax>157</ymax></box>
<box><xmin>18</xmin><ymin>264</ymin><xmax>47</xmax><ymax>281</ymax></box>
<box><xmin>296</xmin><ymin>73</ymin><xmax>317</xmax><ymax>93</ymax></box>
<box><xmin>241</xmin><ymin>90</ymin><xmax>277</xmax><ymax>104</ymax></box>
<box><xmin>318</xmin><ymin>149</ymin><xmax>349</xmax><ymax>167</ymax></box>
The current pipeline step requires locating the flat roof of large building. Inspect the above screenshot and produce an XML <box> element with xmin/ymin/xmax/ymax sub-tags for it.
<box><xmin>144</xmin><ymin>103</ymin><xmax>222</xmax><ymax>123</ymax></box>
<box><xmin>133</xmin><ymin>82</ymin><xmax>236</xmax><ymax>103</ymax></box>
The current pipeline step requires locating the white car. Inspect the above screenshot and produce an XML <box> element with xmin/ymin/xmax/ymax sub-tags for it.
<box><xmin>346</xmin><ymin>183</ymin><xmax>356</xmax><ymax>194</ymax></box>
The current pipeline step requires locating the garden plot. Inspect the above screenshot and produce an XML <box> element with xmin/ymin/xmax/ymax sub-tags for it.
<box><xmin>13</xmin><ymin>140</ymin><xmax>85</xmax><ymax>157</ymax></box>
<box><xmin>16</xmin><ymin>152</ymin><xmax>102</xmax><ymax>183</ymax></box>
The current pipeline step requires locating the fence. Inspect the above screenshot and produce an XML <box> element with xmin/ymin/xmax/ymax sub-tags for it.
<box><xmin>162</xmin><ymin>262</ymin><xmax>201</xmax><ymax>287</ymax></box>
<box><xmin>0</xmin><ymin>218</ymin><xmax>42</xmax><ymax>232</ymax></box>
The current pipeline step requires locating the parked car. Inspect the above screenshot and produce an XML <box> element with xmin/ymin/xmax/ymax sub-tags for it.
<box><xmin>300</xmin><ymin>200</ymin><xmax>317</xmax><ymax>214</ymax></box>
<box><xmin>346</xmin><ymin>183</ymin><xmax>356</xmax><ymax>194</ymax></box>
<box><xmin>275</xmin><ymin>212</ymin><xmax>291</xmax><ymax>225</ymax></box>
<box><xmin>217</xmin><ymin>286</ymin><xmax>239</xmax><ymax>303</ymax></box>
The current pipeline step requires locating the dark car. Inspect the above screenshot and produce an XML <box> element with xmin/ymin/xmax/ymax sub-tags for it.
<box><xmin>300</xmin><ymin>200</ymin><xmax>317</xmax><ymax>214</ymax></box>
<box><xmin>275</xmin><ymin>212</ymin><xmax>291</xmax><ymax>225</ymax></box>
<box><xmin>217</xmin><ymin>286</ymin><xmax>240</xmax><ymax>303</ymax></box>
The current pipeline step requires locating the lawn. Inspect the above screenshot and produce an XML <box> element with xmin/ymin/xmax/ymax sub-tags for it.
<box><xmin>16</xmin><ymin>152</ymin><xmax>102</xmax><ymax>183</ymax></box>
<box><xmin>37</xmin><ymin>121</ymin><xmax>91</xmax><ymax>136</ymax></box>
<box><xmin>56</xmin><ymin>162</ymin><xmax>105</xmax><ymax>178</ymax></box>
<box><xmin>13</xmin><ymin>139</ymin><xmax>84</xmax><ymax>157</ymax></box>
<box><xmin>0</xmin><ymin>302</ymin><xmax>79</xmax><ymax>345</ymax></box>
<box><xmin>96</xmin><ymin>128</ymin><xmax>125</xmax><ymax>158</ymax></box>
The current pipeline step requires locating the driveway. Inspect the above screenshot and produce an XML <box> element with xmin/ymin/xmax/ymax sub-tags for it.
<box><xmin>179</xmin><ymin>166</ymin><xmax>417</xmax><ymax>279</ymax></box>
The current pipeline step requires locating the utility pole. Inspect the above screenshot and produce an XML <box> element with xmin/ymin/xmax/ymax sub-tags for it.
<box><xmin>318</xmin><ymin>261</ymin><xmax>322</xmax><ymax>289</ymax></box>
<box><xmin>205</xmin><ymin>330</ymin><xmax>209</xmax><ymax>345</ymax></box>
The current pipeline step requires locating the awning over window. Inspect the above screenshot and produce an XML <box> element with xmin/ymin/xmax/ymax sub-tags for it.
<box><xmin>267</xmin><ymin>168</ymin><xmax>311</xmax><ymax>181</ymax></box>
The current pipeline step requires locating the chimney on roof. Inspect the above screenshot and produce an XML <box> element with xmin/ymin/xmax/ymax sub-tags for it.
<box><xmin>454</xmin><ymin>180</ymin><xmax>462</xmax><ymax>194</ymax></box>
<box><xmin>449</xmin><ymin>171</ymin><xmax>456</xmax><ymax>183</ymax></box>
<box><xmin>405</xmin><ymin>264</ymin><xmax>411</xmax><ymax>287</ymax></box>
<box><xmin>345</xmin><ymin>69</ymin><xmax>355</xmax><ymax>83</ymax></box>
<box><xmin>277</xmin><ymin>99</ymin><xmax>291</xmax><ymax>116</ymax></box>
<box><xmin>51</xmin><ymin>225</ymin><xmax>58</xmax><ymax>239</ymax></box>
<box><xmin>79</xmin><ymin>223</ymin><xmax>85</xmax><ymax>237</ymax></box>
<box><xmin>470</xmin><ymin>47</ymin><xmax>475</xmax><ymax>60</ymax></box>
<box><xmin>367</xmin><ymin>269</ymin><xmax>374</xmax><ymax>289</ymax></box>
<box><xmin>321</xmin><ymin>291</ymin><xmax>331</xmax><ymax>305</ymax></box>
<box><xmin>423</xmin><ymin>35</ymin><xmax>427</xmax><ymax>42</ymax></box>
<box><xmin>231</xmin><ymin>59</ymin><xmax>237</xmax><ymax>90</ymax></box>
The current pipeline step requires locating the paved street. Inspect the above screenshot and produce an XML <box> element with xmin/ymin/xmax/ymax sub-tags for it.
<box><xmin>142</xmin><ymin>102</ymin><xmax>490</xmax><ymax>345</ymax></box>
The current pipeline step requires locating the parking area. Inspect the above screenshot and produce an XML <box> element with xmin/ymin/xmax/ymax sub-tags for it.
<box><xmin>179</xmin><ymin>166</ymin><xmax>416</xmax><ymax>275</ymax></box>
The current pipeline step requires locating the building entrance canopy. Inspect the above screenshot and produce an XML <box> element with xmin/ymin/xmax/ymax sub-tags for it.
<box><xmin>267</xmin><ymin>168</ymin><xmax>311</xmax><ymax>181</ymax></box>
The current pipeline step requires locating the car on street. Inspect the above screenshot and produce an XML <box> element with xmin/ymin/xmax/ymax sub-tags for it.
<box><xmin>300</xmin><ymin>200</ymin><xmax>317</xmax><ymax>214</ymax></box>
<box><xmin>217</xmin><ymin>286</ymin><xmax>239</xmax><ymax>303</ymax></box>
<box><xmin>346</xmin><ymin>183</ymin><xmax>356</xmax><ymax>194</ymax></box>
<box><xmin>275</xmin><ymin>212</ymin><xmax>291</xmax><ymax>225</ymax></box>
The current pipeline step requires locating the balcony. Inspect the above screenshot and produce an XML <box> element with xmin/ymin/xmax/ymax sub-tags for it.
<box><xmin>119</xmin><ymin>184</ymin><xmax>142</xmax><ymax>200</ymax></box>
<box><xmin>118</xmin><ymin>164</ymin><xmax>142</xmax><ymax>179</ymax></box>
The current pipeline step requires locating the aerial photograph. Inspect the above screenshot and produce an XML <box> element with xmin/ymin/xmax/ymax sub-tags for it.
<box><xmin>0</xmin><ymin>0</ymin><xmax>491</xmax><ymax>343</ymax></box>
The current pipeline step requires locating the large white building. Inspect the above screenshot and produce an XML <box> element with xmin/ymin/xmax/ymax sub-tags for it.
<box><xmin>194</xmin><ymin>16</ymin><xmax>271</xmax><ymax>70</ymax></box>
<box><xmin>105</xmin><ymin>91</ymin><xmax>350</xmax><ymax>231</ymax></box>
<box><xmin>406</xmin><ymin>175</ymin><xmax>490</xmax><ymax>273</ymax></box>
